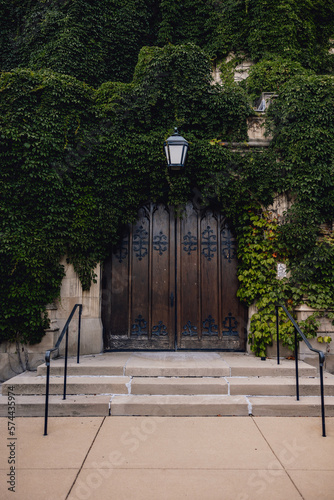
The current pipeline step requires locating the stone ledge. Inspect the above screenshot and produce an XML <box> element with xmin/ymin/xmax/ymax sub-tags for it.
<box><xmin>249</xmin><ymin>396</ymin><xmax>334</xmax><ymax>417</ymax></box>
<box><xmin>2</xmin><ymin>373</ymin><xmax>131</xmax><ymax>395</ymax></box>
<box><xmin>110</xmin><ymin>394</ymin><xmax>249</xmax><ymax>416</ymax></box>
<box><xmin>131</xmin><ymin>377</ymin><xmax>228</xmax><ymax>395</ymax></box>
<box><xmin>0</xmin><ymin>394</ymin><xmax>111</xmax><ymax>417</ymax></box>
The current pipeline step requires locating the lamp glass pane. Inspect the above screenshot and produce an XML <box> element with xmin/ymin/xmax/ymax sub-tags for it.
<box><xmin>181</xmin><ymin>144</ymin><xmax>188</xmax><ymax>164</ymax></box>
<box><xmin>169</xmin><ymin>144</ymin><xmax>183</xmax><ymax>165</ymax></box>
<box><xmin>164</xmin><ymin>144</ymin><xmax>170</xmax><ymax>163</ymax></box>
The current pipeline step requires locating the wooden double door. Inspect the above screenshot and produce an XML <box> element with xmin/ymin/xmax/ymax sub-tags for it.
<box><xmin>102</xmin><ymin>203</ymin><xmax>247</xmax><ymax>350</ymax></box>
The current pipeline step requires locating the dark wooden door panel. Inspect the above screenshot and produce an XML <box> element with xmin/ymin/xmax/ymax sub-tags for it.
<box><xmin>176</xmin><ymin>203</ymin><xmax>246</xmax><ymax>350</ymax></box>
<box><xmin>150</xmin><ymin>204</ymin><xmax>175</xmax><ymax>349</ymax></box>
<box><xmin>176</xmin><ymin>202</ymin><xmax>200</xmax><ymax>342</ymax></box>
<box><xmin>103</xmin><ymin>204</ymin><xmax>174</xmax><ymax>350</ymax></box>
<box><xmin>103</xmin><ymin>202</ymin><xmax>247</xmax><ymax>351</ymax></box>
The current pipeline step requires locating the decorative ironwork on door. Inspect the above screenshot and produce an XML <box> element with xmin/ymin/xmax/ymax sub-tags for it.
<box><xmin>133</xmin><ymin>226</ymin><xmax>149</xmax><ymax>260</ymax></box>
<box><xmin>102</xmin><ymin>202</ymin><xmax>247</xmax><ymax>351</ymax></box>
<box><xmin>201</xmin><ymin>226</ymin><xmax>217</xmax><ymax>261</ymax></box>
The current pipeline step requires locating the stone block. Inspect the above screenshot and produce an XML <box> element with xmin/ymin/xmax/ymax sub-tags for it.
<box><xmin>266</xmin><ymin>341</ymin><xmax>292</xmax><ymax>359</ymax></box>
<box><xmin>249</xmin><ymin>396</ymin><xmax>334</xmax><ymax>417</ymax></box>
<box><xmin>247</xmin><ymin>116</ymin><xmax>267</xmax><ymax>140</ymax></box>
<box><xmin>0</xmin><ymin>353</ymin><xmax>24</xmax><ymax>382</ymax></box>
<box><xmin>25</xmin><ymin>331</ymin><xmax>60</xmax><ymax>353</ymax></box>
<box><xmin>2</xmin><ymin>374</ymin><xmax>131</xmax><ymax>395</ymax></box>
<box><xmin>131</xmin><ymin>377</ymin><xmax>228</xmax><ymax>395</ymax></box>
<box><xmin>110</xmin><ymin>394</ymin><xmax>249</xmax><ymax>416</ymax></box>
<box><xmin>57</xmin><ymin>317</ymin><xmax>103</xmax><ymax>356</ymax></box>
<box><xmin>0</xmin><ymin>395</ymin><xmax>110</xmax><ymax>417</ymax></box>
<box><xmin>59</xmin><ymin>277</ymin><xmax>82</xmax><ymax>298</ymax></box>
<box><xmin>125</xmin><ymin>352</ymin><xmax>230</xmax><ymax>377</ymax></box>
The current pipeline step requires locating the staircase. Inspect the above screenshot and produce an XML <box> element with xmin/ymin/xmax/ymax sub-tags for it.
<box><xmin>1</xmin><ymin>352</ymin><xmax>334</xmax><ymax>417</ymax></box>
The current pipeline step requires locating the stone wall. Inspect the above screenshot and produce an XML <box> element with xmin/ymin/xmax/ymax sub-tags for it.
<box><xmin>212</xmin><ymin>54</ymin><xmax>253</xmax><ymax>85</ymax></box>
<box><xmin>294</xmin><ymin>304</ymin><xmax>334</xmax><ymax>373</ymax></box>
<box><xmin>55</xmin><ymin>257</ymin><xmax>103</xmax><ymax>357</ymax></box>
<box><xmin>0</xmin><ymin>257</ymin><xmax>103</xmax><ymax>381</ymax></box>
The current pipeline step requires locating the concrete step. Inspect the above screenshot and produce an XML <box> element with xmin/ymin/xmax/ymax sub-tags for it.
<box><xmin>37</xmin><ymin>353</ymin><xmax>128</xmax><ymax>376</ymax></box>
<box><xmin>1</xmin><ymin>392</ymin><xmax>333</xmax><ymax>417</ymax></box>
<box><xmin>109</xmin><ymin>394</ymin><xmax>334</xmax><ymax>417</ymax></box>
<box><xmin>223</xmin><ymin>356</ymin><xmax>317</xmax><ymax>377</ymax></box>
<box><xmin>3</xmin><ymin>352</ymin><xmax>331</xmax><ymax>418</ymax></box>
<box><xmin>130</xmin><ymin>376</ymin><xmax>334</xmax><ymax>397</ymax></box>
<box><xmin>227</xmin><ymin>376</ymin><xmax>334</xmax><ymax>397</ymax></box>
<box><xmin>0</xmin><ymin>395</ymin><xmax>110</xmax><ymax>417</ymax></box>
<box><xmin>36</xmin><ymin>352</ymin><xmax>318</xmax><ymax>378</ymax></box>
<box><xmin>249</xmin><ymin>396</ymin><xmax>334</xmax><ymax>417</ymax></box>
<box><xmin>2</xmin><ymin>372</ymin><xmax>130</xmax><ymax>396</ymax></box>
<box><xmin>110</xmin><ymin>395</ymin><xmax>249</xmax><ymax>416</ymax></box>
<box><xmin>5</xmin><ymin>372</ymin><xmax>332</xmax><ymax>398</ymax></box>
<box><xmin>131</xmin><ymin>377</ymin><xmax>229</xmax><ymax>395</ymax></box>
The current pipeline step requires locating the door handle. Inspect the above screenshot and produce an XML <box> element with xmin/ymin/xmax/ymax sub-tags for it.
<box><xmin>170</xmin><ymin>292</ymin><xmax>174</xmax><ymax>307</ymax></box>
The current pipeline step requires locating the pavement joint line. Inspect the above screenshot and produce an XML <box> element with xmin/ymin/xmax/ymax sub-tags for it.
<box><xmin>251</xmin><ymin>416</ymin><xmax>305</xmax><ymax>500</ymax></box>
<box><xmin>283</xmin><ymin>469</ymin><xmax>305</xmax><ymax>499</ymax></box>
<box><xmin>65</xmin><ymin>416</ymin><xmax>106</xmax><ymax>500</ymax></box>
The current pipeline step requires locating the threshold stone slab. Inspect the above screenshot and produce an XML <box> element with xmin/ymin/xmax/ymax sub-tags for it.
<box><xmin>37</xmin><ymin>352</ymin><xmax>131</xmax><ymax>376</ymax></box>
<box><xmin>125</xmin><ymin>352</ymin><xmax>230</xmax><ymax>377</ymax></box>
<box><xmin>221</xmin><ymin>354</ymin><xmax>317</xmax><ymax>377</ymax></box>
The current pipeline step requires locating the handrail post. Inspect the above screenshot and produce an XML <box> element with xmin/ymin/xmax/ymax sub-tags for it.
<box><xmin>44</xmin><ymin>304</ymin><xmax>83</xmax><ymax>435</ymax></box>
<box><xmin>319</xmin><ymin>353</ymin><xmax>326</xmax><ymax>437</ymax></box>
<box><xmin>44</xmin><ymin>355</ymin><xmax>50</xmax><ymax>436</ymax></box>
<box><xmin>77</xmin><ymin>304</ymin><xmax>82</xmax><ymax>364</ymax></box>
<box><xmin>277</xmin><ymin>303</ymin><xmax>326</xmax><ymax>436</ymax></box>
<box><xmin>276</xmin><ymin>305</ymin><xmax>280</xmax><ymax>365</ymax></box>
<box><xmin>63</xmin><ymin>326</ymin><xmax>69</xmax><ymax>400</ymax></box>
<box><xmin>294</xmin><ymin>326</ymin><xmax>299</xmax><ymax>401</ymax></box>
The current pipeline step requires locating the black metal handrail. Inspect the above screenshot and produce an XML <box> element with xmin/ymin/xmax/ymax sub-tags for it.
<box><xmin>44</xmin><ymin>303</ymin><xmax>82</xmax><ymax>436</ymax></box>
<box><xmin>275</xmin><ymin>304</ymin><xmax>326</xmax><ymax>437</ymax></box>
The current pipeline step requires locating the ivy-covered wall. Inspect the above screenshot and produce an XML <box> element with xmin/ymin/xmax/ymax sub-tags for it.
<box><xmin>1</xmin><ymin>1</ymin><xmax>334</xmax><ymax>356</ymax></box>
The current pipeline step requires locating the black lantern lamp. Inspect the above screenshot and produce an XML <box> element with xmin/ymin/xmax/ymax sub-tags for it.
<box><xmin>163</xmin><ymin>128</ymin><xmax>189</xmax><ymax>171</ymax></box>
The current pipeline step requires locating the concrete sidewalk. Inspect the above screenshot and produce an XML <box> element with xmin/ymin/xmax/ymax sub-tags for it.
<box><xmin>0</xmin><ymin>416</ymin><xmax>333</xmax><ymax>500</ymax></box>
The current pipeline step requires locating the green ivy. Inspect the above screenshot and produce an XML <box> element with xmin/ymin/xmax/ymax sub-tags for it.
<box><xmin>0</xmin><ymin>2</ymin><xmax>334</xmax><ymax>354</ymax></box>
<box><xmin>242</xmin><ymin>56</ymin><xmax>314</xmax><ymax>103</ymax></box>
<box><xmin>217</xmin><ymin>0</ymin><xmax>334</xmax><ymax>72</ymax></box>
<box><xmin>2</xmin><ymin>1</ymin><xmax>333</xmax><ymax>86</ymax></box>
<box><xmin>236</xmin><ymin>207</ymin><xmax>327</xmax><ymax>356</ymax></box>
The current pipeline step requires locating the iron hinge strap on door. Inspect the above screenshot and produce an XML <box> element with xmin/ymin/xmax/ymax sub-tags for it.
<box><xmin>170</xmin><ymin>292</ymin><xmax>174</xmax><ymax>307</ymax></box>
